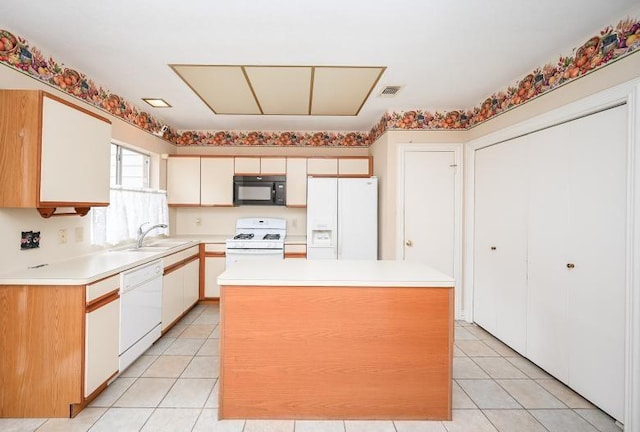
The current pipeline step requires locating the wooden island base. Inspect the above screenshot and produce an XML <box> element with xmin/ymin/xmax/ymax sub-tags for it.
<box><xmin>219</xmin><ymin>285</ymin><xmax>453</xmax><ymax>420</ymax></box>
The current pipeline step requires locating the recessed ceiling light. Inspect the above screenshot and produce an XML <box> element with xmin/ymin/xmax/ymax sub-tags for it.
<box><xmin>142</xmin><ymin>98</ymin><xmax>171</xmax><ymax>108</ymax></box>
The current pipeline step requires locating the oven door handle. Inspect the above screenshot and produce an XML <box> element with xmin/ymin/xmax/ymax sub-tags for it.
<box><xmin>226</xmin><ymin>248</ymin><xmax>283</xmax><ymax>255</ymax></box>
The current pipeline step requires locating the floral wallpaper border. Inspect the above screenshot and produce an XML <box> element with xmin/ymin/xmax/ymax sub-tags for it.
<box><xmin>1</xmin><ymin>16</ymin><xmax>639</xmax><ymax>147</ymax></box>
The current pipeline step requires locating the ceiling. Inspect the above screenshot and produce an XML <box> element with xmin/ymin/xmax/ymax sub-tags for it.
<box><xmin>1</xmin><ymin>0</ymin><xmax>639</xmax><ymax>133</ymax></box>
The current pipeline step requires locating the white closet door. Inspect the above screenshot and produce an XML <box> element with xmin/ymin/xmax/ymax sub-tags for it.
<box><xmin>473</xmin><ymin>137</ymin><xmax>528</xmax><ymax>352</ymax></box>
<box><xmin>565</xmin><ymin>105</ymin><xmax>627</xmax><ymax>421</ymax></box>
<box><xmin>526</xmin><ymin>123</ymin><xmax>571</xmax><ymax>383</ymax></box>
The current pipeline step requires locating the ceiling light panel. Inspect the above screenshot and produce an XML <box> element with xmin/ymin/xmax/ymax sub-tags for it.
<box><xmin>245</xmin><ymin>66</ymin><xmax>311</xmax><ymax>115</ymax></box>
<box><xmin>171</xmin><ymin>65</ymin><xmax>260</xmax><ymax>114</ymax></box>
<box><xmin>311</xmin><ymin>67</ymin><xmax>385</xmax><ymax>116</ymax></box>
<box><xmin>142</xmin><ymin>98</ymin><xmax>171</xmax><ymax>107</ymax></box>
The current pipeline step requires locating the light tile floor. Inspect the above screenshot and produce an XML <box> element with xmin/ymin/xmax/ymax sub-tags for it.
<box><xmin>0</xmin><ymin>304</ymin><xmax>623</xmax><ymax>432</ymax></box>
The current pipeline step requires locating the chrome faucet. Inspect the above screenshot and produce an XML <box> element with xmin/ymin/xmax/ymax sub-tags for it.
<box><xmin>136</xmin><ymin>222</ymin><xmax>168</xmax><ymax>248</ymax></box>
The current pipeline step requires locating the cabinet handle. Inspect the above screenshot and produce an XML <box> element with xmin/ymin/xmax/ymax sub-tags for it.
<box><xmin>566</xmin><ymin>263</ymin><xmax>575</xmax><ymax>269</ymax></box>
<box><xmin>405</xmin><ymin>240</ymin><xmax>413</xmax><ymax>247</ymax></box>
<box><xmin>490</xmin><ymin>246</ymin><xmax>496</xmax><ymax>250</ymax></box>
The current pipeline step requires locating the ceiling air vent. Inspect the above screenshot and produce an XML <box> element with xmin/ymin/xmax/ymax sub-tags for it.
<box><xmin>379</xmin><ymin>85</ymin><xmax>402</xmax><ymax>97</ymax></box>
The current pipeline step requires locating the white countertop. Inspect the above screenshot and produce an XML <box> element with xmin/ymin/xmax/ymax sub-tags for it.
<box><xmin>0</xmin><ymin>234</ymin><xmax>309</xmax><ymax>286</ymax></box>
<box><xmin>0</xmin><ymin>240</ymin><xmax>200</xmax><ymax>286</ymax></box>
<box><xmin>218</xmin><ymin>259</ymin><xmax>454</xmax><ymax>288</ymax></box>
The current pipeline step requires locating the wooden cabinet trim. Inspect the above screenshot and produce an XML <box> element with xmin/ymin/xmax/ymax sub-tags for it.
<box><xmin>43</xmin><ymin>92</ymin><xmax>111</xmax><ymax>124</ymax></box>
<box><xmin>284</xmin><ymin>252</ymin><xmax>307</xmax><ymax>259</ymax></box>
<box><xmin>205</xmin><ymin>251</ymin><xmax>226</xmax><ymax>258</ymax></box>
<box><xmin>164</xmin><ymin>261</ymin><xmax>185</xmax><ymax>275</ymax></box>
<box><xmin>86</xmin><ymin>289</ymin><xmax>120</xmax><ymax>313</ymax></box>
<box><xmin>165</xmin><ymin>253</ymin><xmax>200</xmax><ymax>275</ymax></box>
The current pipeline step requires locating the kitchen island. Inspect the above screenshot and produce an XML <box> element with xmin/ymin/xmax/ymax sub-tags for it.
<box><xmin>217</xmin><ymin>259</ymin><xmax>454</xmax><ymax>420</ymax></box>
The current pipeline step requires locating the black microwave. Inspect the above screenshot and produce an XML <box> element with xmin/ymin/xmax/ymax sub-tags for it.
<box><xmin>233</xmin><ymin>175</ymin><xmax>286</xmax><ymax>206</ymax></box>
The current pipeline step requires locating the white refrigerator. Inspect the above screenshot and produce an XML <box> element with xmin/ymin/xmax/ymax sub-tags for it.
<box><xmin>306</xmin><ymin>177</ymin><xmax>378</xmax><ymax>260</ymax></box>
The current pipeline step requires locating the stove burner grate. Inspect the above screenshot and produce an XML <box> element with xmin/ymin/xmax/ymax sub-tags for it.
<box><xmin>233</xmin><ymin>233</ymin><xmax>255</xmax><ymax>240</ymax></box>
<box><xmin>263</xmin><ymin>234</ymin><xmax>281</xmax><ymax>240</ymax></box>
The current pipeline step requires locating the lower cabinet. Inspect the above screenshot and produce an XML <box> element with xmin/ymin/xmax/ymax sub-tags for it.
<box><xmin>0</xmin><ymin>274</ymin><xmax>121</xmax><ymax>418</ymax></box>
<box><xmin>162</xmin><ymin>246</ymin><xmax>200</xmax><ymax>331</ymax></box>
<box><xmin>85</xmin><ymin>297</ymin><xmax>119</xmax><ymax>397</ymax></box>
<box><xmin>84</xmin><ymin>274</ymin><xmax>121</xmax><ymax>399</ymax></box>
<box><xmin>203</xmin><ymin>243</ymin><xmax>226</xmax><ymax>299</ymax></box>
<box><xmin>284</xmin><ymin>244</ymin><xmax>307</xmax><ymax>259</ymax></box>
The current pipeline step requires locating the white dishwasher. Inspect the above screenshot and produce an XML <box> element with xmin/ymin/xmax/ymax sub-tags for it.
<box><xmin>119</xmin><ymin>259</ymin><xmax>163</xmax><ymax>372</ymax></box>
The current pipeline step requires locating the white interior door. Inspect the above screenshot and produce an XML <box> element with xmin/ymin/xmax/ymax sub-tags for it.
<box><xmin>400</xmin><ymin>146</ymin><xmax>462</xmax><ymax>319</ymax></box>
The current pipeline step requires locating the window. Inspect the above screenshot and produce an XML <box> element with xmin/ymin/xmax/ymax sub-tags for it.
<box><xmin>110</xmin><ymin>143</ymin><xmax>150</xmax><ymax>188</ymax></box>
<box><xmin>92</xmin><ymin>143</ymin><xmax>168</xmax><ymax>246</ymax></box>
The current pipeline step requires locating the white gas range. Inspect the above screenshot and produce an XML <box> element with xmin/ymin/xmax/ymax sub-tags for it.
<box><xmin>225</xmin><ymin>217</ymin><xmax>286</xmax><ymax>267</ymax></box>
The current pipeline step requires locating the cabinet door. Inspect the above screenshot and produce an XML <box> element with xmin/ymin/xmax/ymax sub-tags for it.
<box><xmin>167</xmin><ymin>157</ymin><xmax>201</xmax><ymax>205</ymax></box>
<box><xmin>307</xmin><ymin>158</ymin><xmax>338</xmax><ymax>175</ymax></box>
<box><xmin>201</xmin><ymin>157</ymin><xmax>234</xmax><ymax>206</ymax></box>
<box><xmin>40</xmin><ymin>95</ymin><xmax>112</xmax><ymax>204</ymax></box>
<box><xmin>260</xmin><ymin>157</ymin><xmax>286</xmax><ymax>174</ymax></box>
<box><xmin>286</xmin><ymin>158</ymin><xmax>307</xmax><ymax>207</ymax></box>
<box><xmin>473</xmin><ymin>138</ymin><xmax>528</xmax><ymax>353</ymax></box>
<box><xmin>234</xmin><ymin>157</ymin><xmax>260</xmax><ymax>174</ymax></box>
<box><xmin>565</xmin><ymin>105</ymin><xmax>627</xmax><ymax>421</ymax></box>
<box><xmin>183</xmin><ymin>258</ymin><xmax>200</xmax><ymax>312</ymax></box>
<box><xmin>162</xmin><ymin>267</ymin><xmax>184</xmax><ymax>330</ymax></box>
<box><xmin>338</xmin><ymin>157</ymin><xmax>370</xmax><ymax>176</ymax></box>
<box><xmin>204</xmin><ymin>256</ymin><xmax>226</xmax><ymax>298</ymax></box>
<box><xmin>85</xmin><ymin>297</ymin><xmax>120</xmax><ymax>397</ymax></box>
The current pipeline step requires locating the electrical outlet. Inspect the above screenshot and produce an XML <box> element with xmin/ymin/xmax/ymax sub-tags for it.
<box><xmin>75</xmin><ymin>226</ymin><xmax>84</xmax><ymax>242</ymax></box>
<box><xmin>58</xmin><ymin>229</ymin><xmax>67</xmax><ymax>244</ymax></box>
<box><xmin>291</xmin><ymin>219</ymin><xmax>297</xmax><ymax>228</ymax></box>
<box><xmin>195</xmin><ymin>217</ymin><xmax>202</xmax><ymax>226</ymax></box>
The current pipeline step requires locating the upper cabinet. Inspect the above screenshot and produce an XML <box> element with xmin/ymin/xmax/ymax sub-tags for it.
<box><xmin>201</xmin><ymin>157</ymin><xmax>234</xmax><ymax>206</ymax></box>
<box><xmin>167</xmin><ymin>156</ymin><xmax>235</xmax><ymax>206</ymax></box>
<box><xmin>234</xmin><ymin>157</ymin><xmax>286</xmax><ymax>175</ymax></box>
<box><xmin>338</xmin><ymin>157</ymin><xmax>372</xmax><ymax>177</ymax></box>
<box><xmin>0</xmin><ymin>90</ymin><xmax>112</xmax><ymax>217</ymax></box>
<box><xmin>286</xmin><ymin>158</ymin><xmax>307</xmax><ymax>207</ymax></box>
<box><xmin>167</xmin><ymin>155</ymin><xmax>372</xmax><ymax>208</ymax></box>
<box><xmin>167</xmin><ymin>156</ymin><xmax>201</xmax><ymax>205</ymax></box>
<box><xmin>307</xmin><ymin>158</ymin><xmax>338</xmax><ymax>176</ymax></box>
<box><xmin>307</xmin><ymin>157</ymin><xmax>371</xmax><ymax>177</ymax></box>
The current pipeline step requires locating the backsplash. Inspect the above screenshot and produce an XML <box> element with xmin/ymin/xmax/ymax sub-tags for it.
<box><xmin>1</xmin><ymin>15</ymin><xmax>639</xmax><ymax>145</ymax></box>
<box><xmin>0</xmin><ymin>209</ymin><xmax>100</xmax><ymax>275</ymax></box>
<box><xmin>173</xmin><ymin>206</ymin><xmax>306</xmax><ymax>237</ymax></box>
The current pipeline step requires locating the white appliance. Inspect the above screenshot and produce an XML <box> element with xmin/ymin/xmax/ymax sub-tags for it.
<box><xmin>225</xmin><ymin>217</ymin><xmax>286</xmax><ymax>267</ymax></box>
<box><xmin>306</xmin><ymin>177</ymin><xmax>378</xmax><ymax>260</ymax></box>
<box><xmin>119</xmin><ymin>259</ymin><xmax>163</xmax><ymax>372</ymax></box>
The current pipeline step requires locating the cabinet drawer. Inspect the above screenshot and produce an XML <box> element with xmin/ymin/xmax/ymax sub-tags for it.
<box><xmin>205</xmin><ymin>243</ymin><xmax>226</xmax><ymax>253</ymax></box>
<box><xmin>86</xmin><ymin>274</ymin><xmax>120</xmax><ymax>302</ymax></box>
<box><xmin>164</xmin><ymin>246</ymin><xmax>200</xmax><ymax>268</ymax></box>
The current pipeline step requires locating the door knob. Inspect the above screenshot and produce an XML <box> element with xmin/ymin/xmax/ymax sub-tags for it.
<box><xmin>566</xmin><ymin>263</ymin><xmax>575</xmax><ymax>269</ymax></box>
<box><xmin>405</xmin><ymin>240</ymin><xmax>413</xmax><ymax>247</ymax></box>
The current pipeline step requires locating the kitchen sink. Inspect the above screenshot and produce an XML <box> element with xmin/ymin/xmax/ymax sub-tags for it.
<box><xmin>110</xmin><ymin>240</ymin><xmax>193</xmax><ymax>252</ymax></box>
